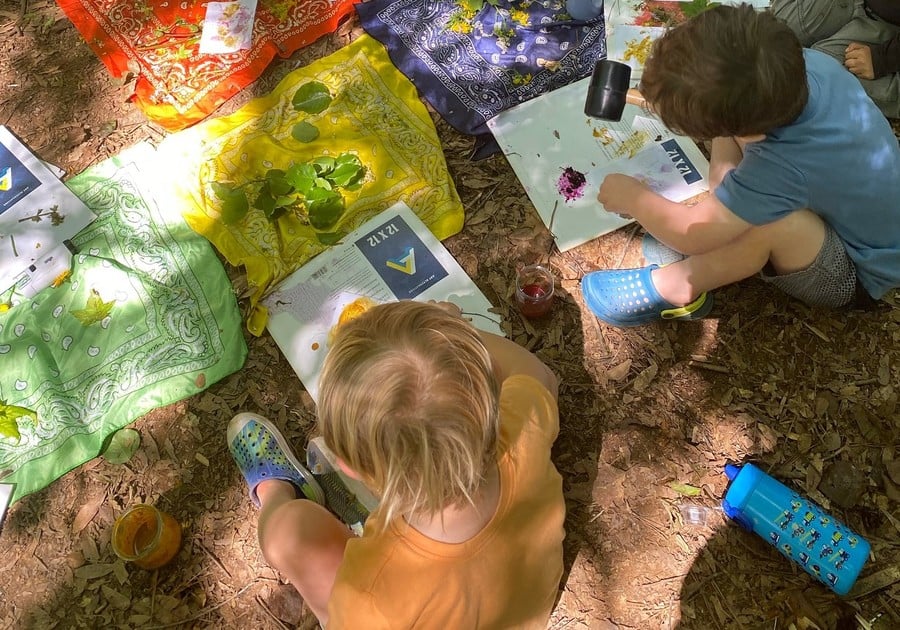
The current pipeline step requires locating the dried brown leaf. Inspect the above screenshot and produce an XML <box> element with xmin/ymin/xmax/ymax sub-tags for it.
<box><xmin>101</xmin><ymin>584</ymin><xmax>131</xmax><ymax>610</ymax></box>
<box><xmin>72</xmin><ymin>493</ymin><xmax>106</xmax><ymax>534</ymax></box>
<box><xmin>632</xmin><ymin>361</ymin><xmax>658</xmax><ymax>392</ymax></box>
<box><xmin>606</xmin><ymin>360</ymin><xmax>632</xmax><ymax>382</ymax></box>
<box><xmin>74</xmin><ymin>563</ymin><xmax>115</xmax><ymax>580</ymax></box>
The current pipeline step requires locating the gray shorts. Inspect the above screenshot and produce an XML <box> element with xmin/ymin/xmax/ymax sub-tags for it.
<box><xmin>759</xmin><ymin>223</ymin><xmax>857</xmax><ymax>308</ymax></box>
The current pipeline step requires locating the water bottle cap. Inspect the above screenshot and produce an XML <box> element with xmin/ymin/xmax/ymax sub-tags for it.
<box><xmin>725</xmin><ymin>463</ymin><xmax>741</xmax><ymax>480</ymax></box>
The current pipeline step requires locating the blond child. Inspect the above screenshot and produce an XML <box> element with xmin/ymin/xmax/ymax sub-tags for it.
<box><xmin>227</xmin><ymin>300</ymin><xmax>564</xmax><ymax>627</ymax></box>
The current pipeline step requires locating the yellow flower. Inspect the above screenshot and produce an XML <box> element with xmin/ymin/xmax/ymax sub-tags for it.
<box><xmin>51</xmin><ymin>269</ymin><xmax>72</xmax><ymax>288</ymax></box>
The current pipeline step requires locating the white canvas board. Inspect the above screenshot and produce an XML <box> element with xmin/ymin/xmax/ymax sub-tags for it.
<box><xmin>486</xmin><ymin>78</ymin><xmax>709</xmax><ymax>252</ymax></box>
<box><xmin>264</xmin><ymin>201</ymin><xmax>503</xmax><ymax>402</ymax></box>
<box><xmin>606</xmin><ymin>24</ymin><xmax>665</xmax><ymax>85</ymax></box>
<box><xmin>0</xmin><ymin>126</ymin><xmax>96</xmax><ymax>294</ymax></box>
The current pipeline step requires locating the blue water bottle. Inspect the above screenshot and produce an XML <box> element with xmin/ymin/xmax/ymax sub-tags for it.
<box><xmin>722</xmin><ymin>463</ymin><xmax>870</xmax><ymax>595</ymax></box>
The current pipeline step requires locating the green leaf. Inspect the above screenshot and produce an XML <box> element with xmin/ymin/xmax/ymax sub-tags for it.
<box><xmin>307</xmin><ymin>188</ymin><xmax>345</xmax><ymax>230</ymax></box>
<box><xmin>265</xmin><ymin>170</ymin><xmax>293</xmax><ymax>196</ymax></box>
<box><xmin>274</xmin><ymin>194</ymin><xmax>298</xmax><ymax>208</ymax></box>
<box><xmin>71</xmin><ymin>289</ymin><xmax>115</xmax><ymax>326</ymax></box>
<box><xmin>291</xmin><ymin>81</ymin><xmax>332</xmax><ymax>114</ymax></box>
<box><xmin>311</xmin><ymin>156</ymin><xmax>336</xmax><ymax>175</ymax></box>
<box><xmin>0</xmin><ymin>400</ymin><xmax>36</xmax><ymax>441</ymax></box>
<box><xmin>253</xmin><ymin>186</ymin><xmax>277</xmax><ymax>218</ymax></box>
<box><xmin>211</xmin><ymin>182</ymin><xmax>249</xmax><ymax>224</ymax></box>
<box><xmin>329</xmin><ymin>162</ymin><xmax>365</xmax><ymax>188</ymax></box>
<box><xmin>285</xmin><ymin>163</ymin><xmax>317</xmax><ymax>196</ymax></box>
<box><xmin>102</xmin><ymin>428</ymin><xmax>141</xmax><ymax>464</ymax></box>
<box><xmin>291</xmin><ymin>121</ymin><xmax>320</xmax><ymax>143</ymax></box>
<box><xmin>682</xmin><ymin>0</ymin><xmax>718</xmax><ymax>18</ymax></box>
<box><xmin>316</xmin><ymin>231</ymin><xmax>346</xmax><ymax>245</ymax></box>
<box><xmin>210</xmin><ymin>181</ymin><xmax>236</xmax><ymax>200</ymax></box>
<box><xmin>314</xmin><ymin>177</ymin><xmax>333</xmax><ymax>191</ymax></box>
<box><xmin>334</xmin><ymin>153</ymin><xmax>362</xmax><ymax>168</ymax></box>
<box><xmin>220</xmin><ymin>192</ymin><xmax>249</xmax><ymax>224</ymax></box>
<box><xmin>668</xmin><ymin>482</ymin><xmax>702</xmax><ymax>497</ymax></box>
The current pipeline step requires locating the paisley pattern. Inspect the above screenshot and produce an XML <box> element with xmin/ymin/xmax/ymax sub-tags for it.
<box><xmin>157</xmin><ymin>35</ymin><xmax>465</xmax><ymax>335</ymax></box>
<box><xmin>0</xmin><ymin>145</ymin><xmax>247</xmax><ymax>502</ymax></box>
<box><xmin>357</xmin><ymin>0</ymin><xmax>606</xmax><ymax>136</ymax></box>
<box><xmin>56</xmin><ymin>0</ymin><xmax>357</xmax><ymax>130</ymax></box>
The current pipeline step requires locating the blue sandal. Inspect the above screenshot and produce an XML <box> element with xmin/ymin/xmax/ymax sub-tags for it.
<box><xmin>581</xmin><ymin>265</ymin><xmax>713</xmax><ymax>327</ymax></box>
<box><xmin>227</xmin><ymin>412</ymin><xmax>325</xmax><ymax>507</ymax></box>
<box><xmin>641</xmin><ymin>232</ymin><xmax>686</xmax><ymax>266</ymax></box>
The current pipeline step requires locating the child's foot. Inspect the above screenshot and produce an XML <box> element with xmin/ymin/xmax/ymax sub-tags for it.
<box><xmin>581</xmin><ymin>265</ymin><xmax>713</xmax><ymax>327</ymax></box>
<box><xmin>227</xmin><ymin>412</ymin><xmax>325</xmax><ymax>507</ymax></box>
<box><xmin>641</xmin><ymin>232</ymin><xmax>686</xmax><ymax>266</ymax></box>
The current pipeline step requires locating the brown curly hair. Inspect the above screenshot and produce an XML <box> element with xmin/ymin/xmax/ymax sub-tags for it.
<box><xmin>639</xmin><ymin>4</ymin><xmax>808</xmax><ymax>139</ymax></box>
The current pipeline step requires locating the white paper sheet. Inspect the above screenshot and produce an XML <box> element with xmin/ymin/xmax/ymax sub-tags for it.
<box><xmin>0</xmin><ymin>126</ymin><xmax>95</xmax><ymax>294</ymax></box>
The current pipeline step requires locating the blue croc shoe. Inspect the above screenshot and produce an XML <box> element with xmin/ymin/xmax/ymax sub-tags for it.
<box><xmin>227</xmin><ymin>412</ymin><xmax>325</xmax><ymax>507</ymax></box>
<box><xmin>641</xmin><ymin>232</ymin><xmax>686</xmax><ymax>266</ymax></box>
<box><xmin>582</xmin><ymin>265</ymin><xmax>713</xmax><ymax>327</ymax></box>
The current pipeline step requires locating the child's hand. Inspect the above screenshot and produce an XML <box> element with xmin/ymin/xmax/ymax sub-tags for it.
<box><xmin>597</xmin><ymin>173</ymin><xmax>646</xmax><ymax>217</ymax></box>
<box><xmin>844</xmin><ymin>43</ymin><xmax>875</xmax><ymax>80</ymax></box>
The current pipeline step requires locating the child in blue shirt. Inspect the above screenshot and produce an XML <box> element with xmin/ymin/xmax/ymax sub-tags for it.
<box><xmin>582</xmin><ymin>3</ymin><xmax>900</xmax><ymax>327</ymax></box>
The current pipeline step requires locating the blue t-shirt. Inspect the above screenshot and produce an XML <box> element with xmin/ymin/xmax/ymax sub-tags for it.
<box><xmin>715</xmin><ymin>49</ymin><xmax>900</xmax><ymax>299</ymax></box>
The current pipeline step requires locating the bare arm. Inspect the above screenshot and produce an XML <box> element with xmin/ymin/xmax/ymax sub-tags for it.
<box><xmin>430</xmin><ymin>301</ymin><xmax>559</xmax><ymax>399</ymax></box>
<box><xmin>478</xmin><ymin>331</ymin><xmax>559</xmax><ymax>401</ymax></box>
<box><xmin>709</xmin><ymin>137</ymin><xmax>744</xmax><ymax>189</ymax></box>
<box><xmin>598</xmin><ymin>136</ymin><xmax>753</xmax><ymax>254</ymax></box>
<box><xmin>598</xmin><ymin>173</ymin><xmax>752</xmax><ymax>254</ymax></box>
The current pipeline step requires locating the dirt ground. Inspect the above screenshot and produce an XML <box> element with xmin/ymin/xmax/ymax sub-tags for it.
<box><xmin>1</xmin><ymin>3</ymin><xmax>899</xmax><ymax>629</ymax></box>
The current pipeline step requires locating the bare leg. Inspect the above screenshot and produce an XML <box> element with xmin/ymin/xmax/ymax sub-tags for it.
<box><xmin>257</xmin><ymin>479</ymin><xmax>352</xmax><ymax>625</ymax></box>
<box><xmin>651</xmin><ymin>209</ymin><xmax>827</xmax><ymax>305</ymax></box>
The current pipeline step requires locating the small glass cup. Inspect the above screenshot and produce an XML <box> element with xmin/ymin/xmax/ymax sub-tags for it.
<box><xmin>111</xmin><ymin>504</ymin><xmax>182</xmax><ymax>569</ymax></box>
<box><xmin>515</xmin><ymin>265</ymin><xmax>555</xmax><ymax>318</ymax></box>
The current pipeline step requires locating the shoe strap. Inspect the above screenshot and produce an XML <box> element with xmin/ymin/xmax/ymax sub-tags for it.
<box><xmin>660</xmin><ymin>293</ymin><xmax>707</xmax><ymax>319</ymax></box>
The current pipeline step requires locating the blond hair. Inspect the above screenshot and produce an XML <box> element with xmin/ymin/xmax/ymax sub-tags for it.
<box><xmin>317</xmin><ymin>301</ymin><xmax>500</xmax><ymax>523</ymax></box>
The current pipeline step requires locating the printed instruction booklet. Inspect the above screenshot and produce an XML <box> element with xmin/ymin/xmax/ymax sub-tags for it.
<box><xmin>264</xmin><ymin>201</ymin><xmax>503</xmax><ymax>402</ymax></box>
<box><xmin>0</xmin><ymin>126</ymin><xmax>96</xmax><ymax>294</ymax></box>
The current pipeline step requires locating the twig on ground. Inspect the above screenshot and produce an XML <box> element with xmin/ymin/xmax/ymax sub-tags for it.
<box><xmin>254</xmin><ymin>594</ymin><xmax>290</xmax><ymax>630</ymax></box>
<box><xmin>150</xmin><ymin>569</ymin><xmax>158</xmax><ymax>621</ymax></box>
<box><xmin>687</xmin><ymin>359</ymin><xmax>730</xmax><ymax>374</ymax></box>
<box><xmin>615</xmin><ymin>223</ymin><xmax>640</xmax><ymax>269</ymax></box>
<box><xmin>198</xmin><ymin>540</ymin><xmax>233</xmax><ymax>578</ymax></box>
<box><xmin>144</xmin><ymin>580</ymin><xmax>257</xmax><ymax>629</ymax></box>
<box><xmin>547</xmin><ymin>199</ymin><xmax>559</xmax><ymax>242</ymax></box>
<box><xmin>17</xmin><ymin>0</ymin><xmax>27</xmax><ymax>34</ymax></box>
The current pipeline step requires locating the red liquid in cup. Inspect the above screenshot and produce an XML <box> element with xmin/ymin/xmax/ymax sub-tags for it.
<box><xmin>517</xmin><ymin>282</ymin><xmax>553</xmax><ymax>318</ymax></box>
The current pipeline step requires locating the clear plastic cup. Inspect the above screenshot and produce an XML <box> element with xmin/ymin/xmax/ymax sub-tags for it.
<box><xmin>515</xmin><ymin>265</ymin><xmax>555</xmax><ymax>318</ymax></box>
<box><xmin>111</xmin><ymin>504</ymin><xmax>182</xmax><ymax>569</ymax></box>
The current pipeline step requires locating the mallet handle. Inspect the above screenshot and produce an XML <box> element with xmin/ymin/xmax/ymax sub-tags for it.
<box><xmin>625</xmin><ymin>89</ymin><xmax>647</xmax><ymax>110</ymax></box>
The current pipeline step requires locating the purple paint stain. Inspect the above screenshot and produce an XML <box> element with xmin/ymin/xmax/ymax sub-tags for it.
<box><xmin>557</xmin><ymin>166</ymin><xmax>587</xmax><ymax>202</ymax></box>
